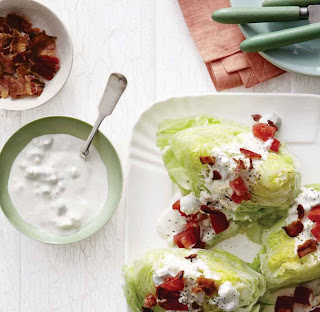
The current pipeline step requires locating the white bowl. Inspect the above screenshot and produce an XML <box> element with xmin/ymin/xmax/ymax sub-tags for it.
<box><xmin>0</xmin><ymin>0</ymin><xmax>73</xmax><ymax>111</ymax></box>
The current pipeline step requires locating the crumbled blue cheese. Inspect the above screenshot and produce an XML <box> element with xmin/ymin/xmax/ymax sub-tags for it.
<box><xmin>210</xmin><ymin>281</ymin><xmax>240</xmax><ymax>312</ymax></box>
<box><xmin>180</xmin><ymin>193</ymin><xmax>200</xmax><ymax>216</ymax></box>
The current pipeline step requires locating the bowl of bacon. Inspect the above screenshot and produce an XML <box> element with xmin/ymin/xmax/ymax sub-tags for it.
<box><xmin>0</xmin><ymin>0</ymin><xmax>73</xmax><ymax>111</ymax></box>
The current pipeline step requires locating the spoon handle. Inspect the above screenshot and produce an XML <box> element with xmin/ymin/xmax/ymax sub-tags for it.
<box><xmin>80</xmin><ymin>73</ymin><xmax>128</xmax><ymax>159</ymax></box>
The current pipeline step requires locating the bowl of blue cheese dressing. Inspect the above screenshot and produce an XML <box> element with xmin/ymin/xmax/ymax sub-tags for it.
<box><xmin>0</xmin><ymin>116</ymin><xmax>122</xmax><ymax>244</ymax></box>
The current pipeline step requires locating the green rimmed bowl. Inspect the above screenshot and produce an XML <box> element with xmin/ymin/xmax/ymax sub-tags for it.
<box><xmin>0</xmin><ymin>116</ymin><xmax>123</xmax><ymax>244</ymax></box>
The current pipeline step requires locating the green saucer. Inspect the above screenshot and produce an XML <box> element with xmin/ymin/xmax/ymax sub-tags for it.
<box><xmin>0</xmin><ymin>116</ymin><xmax>123</xmax><ymax>244</ymax></box>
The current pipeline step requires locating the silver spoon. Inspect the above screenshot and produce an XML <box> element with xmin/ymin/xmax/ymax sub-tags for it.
<box><xmin>80</xmin><ymin>73</ymin><xmax>128</xmax><ymax>159</ymax></box>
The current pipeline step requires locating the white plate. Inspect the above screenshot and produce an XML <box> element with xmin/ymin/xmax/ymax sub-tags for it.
<box><xmin>125</xmin><ymin>93</ymin><xmax>320</xmax><ymax>310</ymax></box>
<box><xmin>0</xmin><ymin>0</ymin><xmax>73</xmax><ymax>111</ymax></box>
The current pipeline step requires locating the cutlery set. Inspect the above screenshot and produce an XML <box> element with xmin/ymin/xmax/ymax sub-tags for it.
<box><xmin>212</xmin><ymin>0</ymin><xmax>320</xmax><ymax>52</ymax></box>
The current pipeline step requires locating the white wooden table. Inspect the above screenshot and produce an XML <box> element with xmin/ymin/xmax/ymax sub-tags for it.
<box><xmin>1</xmin><ymin>0</ymin><xmax>319</xmax><ymax>311</ymax></box>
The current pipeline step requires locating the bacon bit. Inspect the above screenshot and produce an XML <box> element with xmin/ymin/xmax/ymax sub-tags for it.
<box><xmin>294</xmin><ymin>286</ymin><xmax>312</xmax><ymax>305</ymax></box>
<box><xmin>0</xmin><ymin>14</ymin><xmax>60</xmax><ymax>99</ymax></box>
<box><xmin>297</xmin><ymin>239</ymin><xmax>317</xmax><ymax>258</ymax></box>
<box><xmin>230</xmin><ymin>177</ymin><xmax>249</xmax><ymax>196</ymax></box>
<box><xmin>231</xmin><ymin>192</ymin><xmax>251</xmax><ymax>204</ymax></box>
<box><xmin>172</xmin><ymin>200</ymin><xmax>188</xmax><ymax>218</ymax></box>
<box><xmin>185</xmin><ymin>254</ymin><xmax>198</xmax><ymax>261</ymax></box>
<box><xmin>200</xmin><ymin>205</ymin><xmax>217</xmax><ymax>214</ymax></box>
<box><xmin>252</xmin><ymin>123</ymin><xmax>277</xmax><ymax>142</ymax></box>
<box><xmin>283</xmin><ymin>221</ymin><xmax>304</xmax><ymax>237</ymax></box>
<box><xmin>308</xmin><ymin>206</ymin><xmax>320</xmax><ymax>222</ymax></box>
<box><xmin>188</xmin><ymin>213</ymin><xmax>209</xmax><ymax>223</ymax></box>
<box><xmin>311</xmin><ymin>309</ymin><xmax>320</xmax><ymax>312</ymax></box>
<box><xmin>192</xmin><ymin>275</ymin><xmax>217</xmax><ymax>297</ymax></box>
<box><xmin>311</xmin><ymin>224</ymin><xmax>320</xmax><ymax>241</ymax></box>
<box><xmin>275</xmin><ymin>296</ymin><xmax>294</xmax><ymax>312</ymax></box>
<box><xmin>212</xmin><ymin>170</ymin><xmax>222</xmax><ymax>180</ymax></box>
<box><xmin>200</xmin><ymin>156</ymin><xmax>216</xmax><ymax>165</ymax></box>
<box><xmin>240</xmin><ymin>148</ymin><xmax>262</xmax><ymax>159</ymax></box>
<box><xmin>192</xmin><ymin>302</ymin><xmax>201</xmax><ymax>310</ymax></box>
<box><xmin>268</xmin><ymin>120</ymin><xmax>279</xmax><ymax>131</ymax></box>
<box><xmin>270</xmin><ymin>139</ymin><xmax>281</xmax><ymax>153</ymax></box>
<box><xmin>249</xmin><ymin>158</ymin><xmax>254</xmax><ymax>170</ymax></box>
<box><xmin>297</xmin><ymin>204</ymin><xmax>305</xmax><ymax>220</ymax></box>
<box><xmin>209</xmin><ymin>210</ymin><xmax>229</xmax><ymax>234</ymax></box>
<box><xmin>142</xmin><ymin>308</ymin><xmax>153</xmax><ymax>312</ymax></box>
<box><xmin>233</xmin><ymin>158</ymin><xmax>246</xmax><ymax>173</ymax></box>
<box><xmin>144</xmin><ymin>294</ymin><xmax>157</xmax><ymax>308</ymax></box>
<box><xmin>252</xmin><ymin>114</ymin><xmax>262</xmax><ymax>122</ymax></box>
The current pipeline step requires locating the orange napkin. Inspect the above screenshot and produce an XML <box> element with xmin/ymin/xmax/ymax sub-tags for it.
<box><xmin>178</xmin><ymin>0</ymin><xmax>284</xmax><ymax>91</ymax></box>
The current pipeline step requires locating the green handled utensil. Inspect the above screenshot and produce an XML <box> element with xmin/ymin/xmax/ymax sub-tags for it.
<box><xmin>240</xmin><ymin>5</ymin><xmax>320</xmax><ymax>52</ymax></box>
<box><xmin>212</xmin><ymin>5</ymin><xmax>320</xmax><ymax>52</ymax></box>
<box><xmin>263</xmin><ymin>0</ymin><xmax>320</xmax><ymax>7</ymax></box>
<box><xmin>212</xmin><ymin>6</ymin><xmax>306</xmax><ymax>24</ymax></box>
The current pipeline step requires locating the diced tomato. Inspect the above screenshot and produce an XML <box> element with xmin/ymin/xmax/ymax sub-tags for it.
<box><xmin>294</xmin><ymin>286</ymin><xmax>312</xmax><ymax>305</ymax></box>
<box><xmin>270</xmin><ymin>139</ymin><xmax>281</xmax><ymax>152</ymax></box>
<box><xmin>156</xmin><ymin>272</ymin><xmax>188</xmax><ymax>311</ymax></box>
<box><xmin>297</xmin><ymin>239</ymin><xmax>318</xmax><ymax>258</ymax></box>
<box><xmin>252</xmin><ymin>123</ymin><xmax>277</xmax><ymax>141</ymax></box>
<box><xmin>252</xmin><ymin>114</ymin><xmax>262</xmax><ymax>122</ymax></box>
<box><xmin>173</xmin><ymin>229</ymin><xmax>197</xmax><ymax>249</ymax></box>
<box><xmin>282</xmin><ymin>221</ymin><xmax>304</xmax><ymax>238</ymax></box>
<box><xmin>311</xmin><ymin>224</ymin><xmax>320</xmax><ymax>241</ymax></box>
<box><xmin>308</xmin><ymin>206</ymin><xmax>320</xmax><ymax>223</ymax></box>
<box><xmin>230</xmin><ymin>177</ymin><xmax>249</xmax><ymax>196</ymax></box>
<box><xmin>297</xmin><ymin>204</ymin><xmax>305</xmax><ymax>220</ymax></box>
<box><xmin>231</xmin><ymin>192</ymin><xmax>251</xmax><ymax>204</ymax></box>
<box><xmin>209</xmin><ymin>211</ymin><xmax>229</xmax><ymax>234</ymax></box>
<box><xmin>159</xmin><ymin>271</ymin><xmax>185</xmax><ymax>291</ymax></box>
<box><xmin>275</xmin><ymin>296</ymin><xmax>294</xmax><ymax>312</ymax></box>
<box><xmin>240</xmin><ymin>148</ymin><xmax>262</xmax><ymax>159</ymax></box>
<box><xmin>144</xmin><ymin>294</ymin><xmax>157</xmax><ymax>308</ymax></box>
<box><xmin>172</xmin><ymin>200</ymin><xmax>188</xmax><ymax>218</ymax></box>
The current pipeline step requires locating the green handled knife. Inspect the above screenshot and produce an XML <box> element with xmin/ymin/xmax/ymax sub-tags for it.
<box><xmin>240</xmin><ymin>5</ymin><xmax>320</xmax><ymax>52</ymax></box>
<box><xmin>212</xmin><ymin>6</ymin><xmax>309</xmax><ymax>24</ymax></box>
<box><xmin>263</xmin><ymin>0</ymin><xmax>320</xmax><ymax>7</ymax></box>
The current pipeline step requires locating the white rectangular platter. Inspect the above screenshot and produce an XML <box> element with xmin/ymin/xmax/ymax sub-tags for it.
<box><xmin>125</xmin><ymin>93</ymin><xmax>320</xmax><ymax>310</ymax></box>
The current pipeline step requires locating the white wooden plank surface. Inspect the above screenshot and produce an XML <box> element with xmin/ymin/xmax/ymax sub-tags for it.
<box><xmin>0</xmin><ymin>0</ymin><xmax>319</xmax><ymax>311</ymax></box>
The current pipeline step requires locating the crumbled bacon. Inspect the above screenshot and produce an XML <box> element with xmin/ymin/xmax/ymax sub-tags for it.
<box><xmin>275</xmin><ymin>296</ymin><xmax>294</xmax><ymax>312</ymax></box>
<box><xmin>240</xmin><ymin>148</ymin><xmax>262</xmax><ymax>159</ymax></box>
<box><xmin>282</xmin><ymin>221</ymin><xmax>304</xmax><ymax>238</ymax></box>
<box><xmin>297</xmin><ymin>204</ymin><xmax>305</xmax><ymax>220</ymax></box>
<box><xmin>192</xmin><ymin>275</ymin><xmax>217</xmax><ymax>297</ymax></box>
<box><xmin>297</xmin><ymin>239</ymin><xmax>317</xmax><ymax>258</ymax></box>
<box><xmin>185</xmin><ymin>254</ymin><xmax>198</xmax><ymax>261</ymax></box>
<box><xmin>0</xmin><ymin>13</ymin><xmax>60</xmax><ymax>99</ymax></box>
<box><xmin>268</xmin><ymin>120</ymin><xmax>279</xmax><ymax>131</ymax></box>
<box><xmin>249</xmin><ymin>158</ymin><xmax>254</xmax><ymax>170</ymax></box>
<box><xmin>252</xmin><ymin>114</ymin><xmax>262</xmax><ymax>122</ymax></box>
<box><xmin>142</xmin><ymin>308</ymin><xmax>152</xmax><ymax>312</ymax></box>
<box><xmin>311</xmin><ymin>308</ymin><xmax>320</xmax><ymax>312</ymax></box>
<box><xmin>144</xmin><ymin>294</ymin><xmax>157</xmax><ymax>308</ymax></box>
<box><xmin>200</xmin><ymin>156</ymin><xmax>216</xmax><ymax>165</ymax></box>
<box><xmin>233</xmin><ymin>158</ymin><xmax>246</xmax><ymax>173</ymax></box>
<box><xmin>294</xmin><ymin>286</ymin><xmax>312</xmax><ymax>305</ymax></box>
<box><xmin>212</xmin><ymin>170</ymin><xmax>222</xmax><ymax>180</ymax></box>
